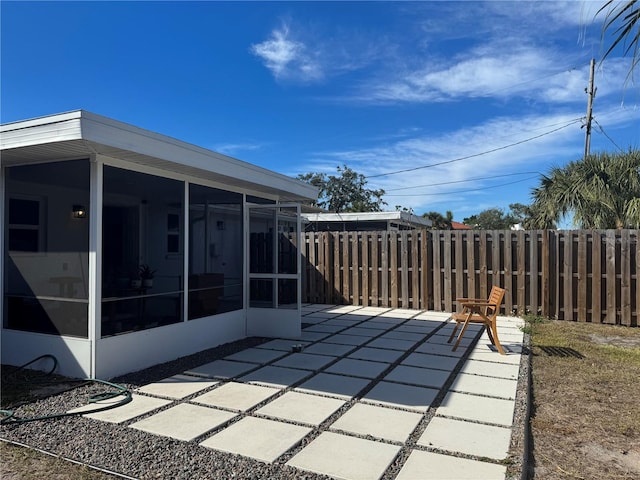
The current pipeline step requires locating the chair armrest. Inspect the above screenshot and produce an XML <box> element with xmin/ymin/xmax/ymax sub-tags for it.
<box><xmin>456</xmin><ymin>297</ymin><xmax>484</xmax><ymax>303</ymax></box>
<box><xmin>460</xmin><ymin>302</ymin><xmax>498</xmax><ymax>308</ymax></box>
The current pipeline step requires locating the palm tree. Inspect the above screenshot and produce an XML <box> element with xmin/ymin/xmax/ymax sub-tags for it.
<box><xmin>598</xmin><ymin>1</ymin><xmax>639</xmax><ymax>81</ymax></box>
<box><xmin>422</xmin><ymin>210</ymin><xmax>453</xmax><ymax>229</ymax></box>
<box><xmin>530</xmin><ymin>150</ymin><xmax>640</xmax><ymax>229</ymax></box>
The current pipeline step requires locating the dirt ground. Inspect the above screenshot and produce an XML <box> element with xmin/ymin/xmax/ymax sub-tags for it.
<box><xmin>0</xmin><ymin>441</ymin><xmax>116</xmax><ymax>480</ymax></box>
<box><xmin>529</xmin><ymin>320</ymin><xmax>640</xmax><ymax>480</ymax></box>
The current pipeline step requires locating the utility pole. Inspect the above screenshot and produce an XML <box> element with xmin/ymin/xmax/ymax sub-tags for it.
<box><xmin>584</xmin><ymin>58</ymin><xmax>596</xmax><ymax>158</ymax></box>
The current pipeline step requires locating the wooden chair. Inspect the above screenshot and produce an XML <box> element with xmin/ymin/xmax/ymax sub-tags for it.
<box><xmin>448</xmin><ymin>286</ymin><xmax>506</xmax><ymax>354</ymax></box>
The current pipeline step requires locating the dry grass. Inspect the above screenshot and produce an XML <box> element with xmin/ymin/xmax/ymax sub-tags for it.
<box><xmin>0</xmin><ymin>442</ymin><xmax>116</xmax><ymax>480</ymax></box>
<box><xmin>529</xmin><ymin>319</ymin><xmax>640</xmax><ymax>480</ymax></box>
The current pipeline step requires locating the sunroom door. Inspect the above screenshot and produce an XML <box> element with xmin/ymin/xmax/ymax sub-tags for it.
<box><xmin>246</xmin><ymin>204</ymin><xmax>301</xmax><ymax>337</ymax></box>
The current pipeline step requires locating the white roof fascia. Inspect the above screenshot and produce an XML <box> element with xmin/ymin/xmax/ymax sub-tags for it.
<box><xmin>0</xmin><ymin>111</ymin><xmax>83</xmax><ymax>152</ymax></box>
<box><xmin>1</xmin><ymin>110</ymin><xmax>317</xmax><ymax>201</ymax></box>
<box><xmin>302</xmin><ymin>211</ymin><xmax>432</xmax><ymax>228</ymax></box>
<box><xmin>78</xmin><ymin>111</ymin><xmax>316</xmax><ymax>200</ymax></box>
<box><xmin>302</xmin><ymin>212</ymin><xmax>401</xmax><ymax>222</ymax></box>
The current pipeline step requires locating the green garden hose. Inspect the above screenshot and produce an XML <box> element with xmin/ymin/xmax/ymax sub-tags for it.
<box><xmin>1</xmin><ymin>354</ymin><xmax>132</xmax><ymax>425</ymax></box>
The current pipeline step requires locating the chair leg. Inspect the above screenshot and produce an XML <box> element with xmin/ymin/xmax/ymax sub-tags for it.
<box><xmin>489</xmin><ymin>321</ymin><xmax>506</xmax><ymax>355</ymax></box>
<box><xmin>484</xmin><ymin>322</ymin><xmax>495</xmax><ymax>344</ymax></box>
<box><xmin>447</xmin><ymin>320</ymin><xmax>461</xmax><ymax>343</ymax></box>
<box><xmin>452</xmin><ymin>319</ymin><xmax>471</xmax><ymax>351</ymax></box>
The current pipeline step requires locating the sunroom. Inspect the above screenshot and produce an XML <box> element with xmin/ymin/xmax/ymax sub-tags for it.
<box><xmin>1</xmin><ymin>111</ymin><xmax>317</xmax><ymax>380</ymax></box>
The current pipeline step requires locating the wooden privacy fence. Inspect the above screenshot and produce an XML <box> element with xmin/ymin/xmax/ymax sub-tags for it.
<box><xmin>298</xmin><ymin>229</ymin><xmax>639</xmax><ymax>326</ymax></box>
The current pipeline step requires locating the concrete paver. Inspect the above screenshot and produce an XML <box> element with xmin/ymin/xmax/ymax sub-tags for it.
<box><xmin>296</xmin><ymin>372</ymin><xmax>371</xmax><ymax>399</ymax></box>
<box><xmin>414</xmin><ymin>341</ymin><xmax>466</xmax><ymax>357</ymax></box>
<box><xmin>68</xmin><ymin>393</ymin><xmax>170</xmax><ymax>423</ymax></box>
<box><xmin>437</xmin><ymin>391</ymin><xmax>516</xmax><ymax>426</ymax></box>
<box><xmin>363</xmin><ymin>381</ymin><xmax>438</xmax><ymax>412</ymax></box>
<box><xmin>347</xmin><ymin>347</ymin><xmax>404</xmax><ymax>363</ymax></box>
<box><xmin>330</xmin><ymin>403</ymin><xmax>422</xmax><ymax>442</ymax></box>
<box><xmin>367</xmin><ymin>337</ymin><xmax>418</xmax><ymax>351</ymax></box>
<box><xmin>418</xmin><ymin>416</ymin><xmax>511</xmax><ymax>460</ymax></box>
<box><xmin>130</xmin><ymin>403</ymin><xmax>236</xmax><ymax>441</ymax></box>
<box><xmin>302</xmin><ymin>341</ymin><xmax>354</xmax><ymax>357</ymax></box>
<box><xmin>340</xmin><ymin>326</ymin><xmax>382</xmax><ymax>337</ymax></box>
<box><xmin>256</xmin><ymin>339</ymin><xmax>311</xmax><ymax>351</ymax></box>
<box><xmin>396</xmin><ymin>450</ymin><xmax>506</xmax><ymax>480</ymax></box>
<box><xmin>325</xmin><ymin>358</ymin><xmax>390</xmax><ymax>379</ymax></box>
<box><xmin>201</xmin><ymin>416</ymin><xmax>312</xmax><ymax>463</ymax></box>
<box><xmin>324</xmin><ymin>333</ymin><xmax>371</xmax><ymax>346</ymax></box>
<box><xmin>287</xmin><ymin>431</ymin><xmax>401</xmax><ymax>480</ymax></box>
<box><xmin>356</xmin><ymin>321</ymin><xmax>394</xmax><ymax>330</ymax></box>
<box><xmin>467</xmin><ymin>347</ymin><xmax>522</xmax><ymax>364</ymax></box>
<box><xmin>401</xmin><ymin>352</ymin><xmax>460</xmax><ymax>370</ymax></box>
<box><xmin>449</xmin><ymin>372</ymin><xmax>518</xmax><ymax>400</ymax></box>
<box><xmin>383</xmin><ymin>365</ymin><xmax>450</xmax><ymax>389</ymax></box>
<box><xmin>304</xmin><ymin>323</ymin><xmax>348</xmax><ymax>333</ymax></box>
<box><xmin>136</xmin><ymin>374</ymin><xmax>218</xmax><ymax>399</ymax></box>
<box><xmin>224</xmin><ymin>347</ymin><xmax>287</xmax><ymax>364</ymax></box>
<box><xmin>460</xmin><ymin>359</ymin><xmax>520</xmax><ymax>379</ymax></box>
<box><xmin>192</xmin><ymin>381</ymin><xmax>278</xmax><ymax>411</ymax></box>
<box><xmin>183</xmin><ymin>359</ymin><xmax>257</xmax><ymax>379</ymax></box>
<box><xmin>382</xmin><ymin>330</ymin><xmax>426</xmax><ymax>342</ymax></box>
<box><xmin>239</xmin><ymin>365</ymin><xmax>311</xmax><ymax>388</ymax></box>
<box><xmin>256</xmin><ymin>391</ymin><xmax>345</xmax><ymax>426</ymax></box>
<box><xmin>272</xmin><ymin>352</ymin><xmax>336</xmax><ymax>371</ymax></box>
<box><xmin>297</xmin><ymin>331</ymin><xmax>331</xmax><ymax>342</ymax></box>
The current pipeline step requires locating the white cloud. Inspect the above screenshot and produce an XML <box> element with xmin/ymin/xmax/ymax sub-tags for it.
<box><xmin>212</xmin><ymin>142</ymin><xmax>263</xmax><ymax>156</ymax></box>
<box><xmin>303</xmin><ymin>101</ymin><xmax>638</xmax><ymax>216</ymax></box>
<box><xmin>351</xmin><ymin>41</ymin><xmax>597</xmax><ymax>105</ymax></box>
<box><xmin>250</xmin><ymin>23</ymin><xmax>323</xmax><ymax>82</ymax></box>
<box><xmin>251</xmin><ymin>20</ymin><xmax>390</xmax><ymax>84</ymax></box>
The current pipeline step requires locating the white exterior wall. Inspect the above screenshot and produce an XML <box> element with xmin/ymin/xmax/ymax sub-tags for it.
<box><xmin>95</xmin><ymin>310</ymin><xmax>245</xmax><ymax>379</ymax></box>
<box><xmin>1</xmin><ymin>330</ymin><xmax>92</xmax><ymax>379</ymax></box>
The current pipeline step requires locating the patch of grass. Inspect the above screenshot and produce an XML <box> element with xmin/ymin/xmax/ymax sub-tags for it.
<box><xmin>530</xmin><ymin>320</ymin><xmax>640</xmax><ymax>479</ymax></box>
<box><xmin>520</xmin><ymin>313</ymin><xmax>548</xmax><ymax>335</ymax></box>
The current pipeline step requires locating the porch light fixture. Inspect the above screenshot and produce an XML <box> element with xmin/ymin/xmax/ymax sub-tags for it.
<box><xmin>72</xmin><ymin>204</ymin><xmax>87</xmax><ymax>219</ymax></box>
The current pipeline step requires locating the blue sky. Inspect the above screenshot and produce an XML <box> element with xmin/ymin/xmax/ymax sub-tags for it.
<box><xmin>2</xmin><ymin>1</ymin><xmax>639</xmax><ymax>223</ymax></box>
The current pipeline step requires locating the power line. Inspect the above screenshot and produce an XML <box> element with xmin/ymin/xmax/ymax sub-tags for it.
<box><xmin>385</xmin><ymin>171</ymin><xmax>541</xmax><ymax>192</ymax></box>
<box><xmin>385</xmin><ymin>175</ymin><xmax>540</xmax><ymax>197</ymax></box>
<box><xmin>593</xmin><ymin>118</ymin><xmax>625</xmax><ymax>152</ymax></box>
<box><xmin>367</xmin><ymin>119</ymin><xmax>582</xmax><ymax>179</ymax></box>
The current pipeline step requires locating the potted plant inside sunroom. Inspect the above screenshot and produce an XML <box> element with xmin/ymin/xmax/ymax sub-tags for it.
<box><xmin>138</xmin><ymin>264</ymin><xmax>156</xmax><ymax>288</ymax></box>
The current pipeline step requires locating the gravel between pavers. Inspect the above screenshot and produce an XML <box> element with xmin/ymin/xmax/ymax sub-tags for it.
<box><xmin>1</xmin><ymin>326</ymin><xmax>530</xmax><ymax>480</ymax></box>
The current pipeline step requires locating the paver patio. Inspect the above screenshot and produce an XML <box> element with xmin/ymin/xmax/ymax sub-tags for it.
<box><xmin>69</xmin><ymin>304</ymin><xmax>526</xmax><ymax>479</ymax></box>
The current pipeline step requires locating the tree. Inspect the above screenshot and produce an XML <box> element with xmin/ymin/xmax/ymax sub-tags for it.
<box><xmin>422</xmin><ymin>210</ymin><xmax>453</xmax><ymax>229</ymax></box>
<box><xmin>463</xmin><ymin>208</ymin><xmax>518</xmax><ymax>230</ymax></box>
<box><xmin>529</xmin><ymin>150</ymin><xmax>640</xmax><ymax>229</ymax></box>
<box><xmin>297</xmin><ymin>165</ymin><xmax>386</xmax><ymax>213</ymax></box>
<box><xmin>598</xmin><ymin>1</ymin><xmax>639</xmax><ymax>81</ymax></box>
<box><xmin>508</xmin><ymin>202</ymin><xmax>556</xmax><ymax>230</ymax></box>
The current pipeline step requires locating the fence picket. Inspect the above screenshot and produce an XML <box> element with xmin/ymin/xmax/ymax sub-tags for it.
<box><xmin>371</xmin><ymin>233</ymin><xmax>379</xmax><ymax>307</ymax></box>
<box><xmin>362</xmin><ymin>232</ymin><xmax>370</xmax><ymax>307</ymax></box>
<box><xmin>606</xmin><ymin>230</ymin><xmax>617</xmax><ymax>323</ymax></box>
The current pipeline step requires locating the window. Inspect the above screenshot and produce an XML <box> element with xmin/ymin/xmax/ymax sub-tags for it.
<box><xmin>7</xmin><ymin>197</ymin><xmax>44</xmax><ymax>252</ymax></box>
<box><xmin>4</xmin><ymin>160</ymin><xmax>90</xmax><ymax>337</ymax></box>
<box><xmin>101</xmin><ymin>166</ymin><xmax>184</xmax><ymax>337</ymax></box>
<box><xmin>188</xmin><ymin>184</ymin><xmax>243</xmax><ymax>319</ymax></box>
